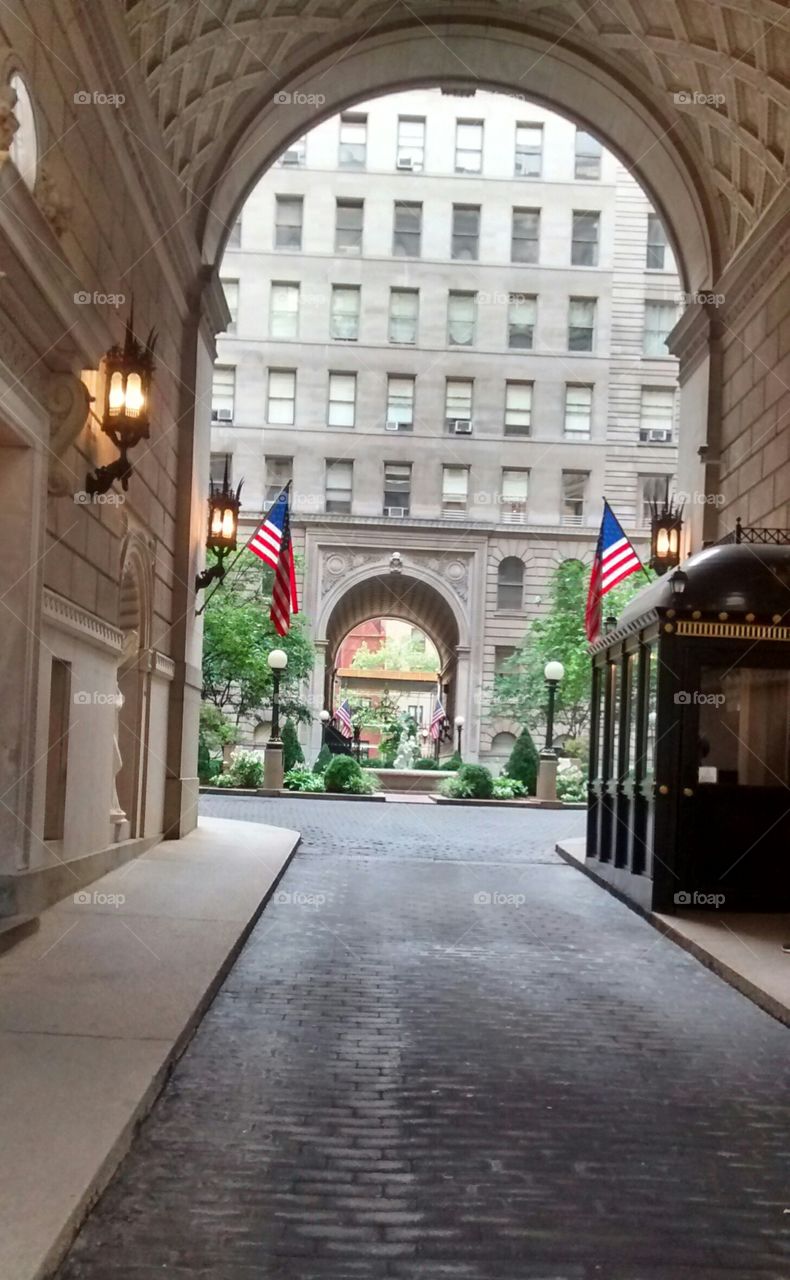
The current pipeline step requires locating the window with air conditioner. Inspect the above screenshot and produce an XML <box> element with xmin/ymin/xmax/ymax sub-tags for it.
<box><xmin>574</xmin><ymin>129</ymin><xmax>602</xmax><ymax>179</ymax></box>
<box><xmin>514</xmin><ymin>123</ymin><xmax>542</xmax><ymax>177</ymax></box>
<box><xmin>328</xmin><ymin>372</ymin><xmax>357</xmax><ymax>428</ymax></box>
<box><xmin>497</xmin><ymin>557</ymin><xmax>524</xmax><ymax>610</ymax></box>
<box><xmin>330</xmin><ymin>285</ymin><xmax>361</xmax><ymax>341</ymax></box>
<box><xmin>264</xmin><ymin>456</ymin><xmax>292</xmax><ymax>505</ymax></box>
<box><xmin>505</xmin><ymin>381</ymin><xmax>532</xmax><ymax>436</ymax></box>
<box><xmin>220</xmin><ymin>278</ymin><xmax>239</xmax><ymax>334</ymax></box>
<box><xmin>211</xmin><ymin>366</ymin><xmax>236</xmax><ymax>422</ymax></box>
<box><xmin>448</xmin><ymin>292</ymin><xmax>476</xmax><ymax>347</ymax></box>
<box><xmin>325</xmin><ymin>459</ymin><xmax>353</xmax><ymax>513</ymax></box>
<box><xmin>384</xmin><ymin>461</ymin><xmax>411</xmax><ymax>515</ymax></box>
<box><xmin>640</xmin><ymin>388</ymin><xmax>675</xmax><ymax>442</ymax></box>
<box><xmin>561</xmin><ymin>471</ymin><xmax>588</xmax><ymax>524</ymax></box>
<box><xmin>278</xmin><ymin>136</ymin><xmax>306</xmax><ymax>167</ymax></box>
<box><xmin>512</xmin><ymin>208</ymin><xmax>540</xmax><ymax>264</ymax></box>
<box><xmin>643</xmin><ymin>301</ymin><xmax>677</xmax><ymax>356</ymax></box>
<box><xmin>274</xmin><ymin>196</ymin><xmax>303</xmax><ymax>250</ymax></box>
<box><xmin>646</xmin><ymin>214</ymin><xmax>668</xmax><ymax>270</ymax></box>
<box><xmin>451</xmin><ymin>205</ymin><xmax>480</xmax><ymax>260</ymax></box>
<box><xmin>269</xmin><ymin>282</ymin><xmax>300</xmax><ymax>339</ymax></box>
<box><xmin>389</xmin><ymin>289</ymin><xmax>419</xmax><ymax>344</ymax></box>
<box><xmin>501</xmin><ymin>470</ymin><xmax>529</xmax><ymax>523</ymax></box>
<box><xmin>397</xmin><ymin>116</ymin><xmax>425</xmax><ymax>171</ymax></box>
<box><xmin>335</xmin><ymin>198</ymin><xmax>363</xmax><ymax>253</ymax></box>
<box><xmin>508</xmin><ymin>294</ymin><xmax>536</xmax><ymax>350</ymax></box>
<box><xmin>442</xmin><ymin>466</ymin><xmax>469</xmax><ymax>516</ymax></box>
<box><xmin>571</xmin><ymin>211</ymin><xmax>600</xmax><ymax>266</ymax></box>
<box><xmin>568</xmin><ymin>297</ymin><xmax>596</xmax><ymax>352</ymax></box>
<box><xmin>267</xmin><ymin>369</ymin><xmax>296</xmax><ymax>425</ymax></box>
<box><xmin>564</xmin><ymin>384</ymin><xmax>593</xmax><ymax>438</ymax></box>
<box><xmin>455</xmin><ymin>119</ymin><xmax>483</xmax><ymax>173</ymax></box>
<box><xmin>393</xmin><ymin>201</ymin><xmax>422</xmax><ymax>256</ymax></box>
<box><xmin>339</xmin><ymin>113</ymin><xmax>367</xmax><ymax>168</ymax></box>
<box><xmin>445</xmin><ymin>379</ymin><xmax>473</xmax><ymax>432</ymax></box>
<box><xmin>386</xmin><ymin>376</ymin><xmax>415</xmax><ymax>431</ymax></box>
<box><xmin>640</xmin><ymin>474</ymin><xmax>671</xmax><ymax>526</ymax></box>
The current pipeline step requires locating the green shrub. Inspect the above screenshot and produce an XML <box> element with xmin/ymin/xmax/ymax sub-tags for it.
<box><xmin>314</xmin><ymin>743</ymin><xmax>332</xmax><ymax>773</ymax></box>
<box><xmin>214</xmin><ymin>773</ymin><xmax>235</xmax><ymax>788</ymax></box>
<box><xmin>228</xmin><ymin>748</ymin><xmax>264</xmax><ymax>788</ymax></box>
<box><xmin>556</xmin><ymin>759</ymin><xmax>587</xmax><ymax>804</ymax></box>
<box><xmin>440</xmin><ymin>763</ymin><xmax>494</xmax><ymax>800</ymax></box>
<box><xmin>443</xmin><ymin>751</ymin><xmax>462</xmax><ymax>772</ymax></box>
<box><xmin>281</xmin><ymin>719</ymin><xmax>304</xmax><ymax>773</ymax></box>
<box><xmin>324</xmin><ymin>754</ymin><xmax>379</xmax><ymax>794</ymax></box>
<box><xmin>415</xmin><ymin>756</ymin><xmax>438</xmax><ymax>770</ymax></box>
<box><xmin>492</xmin><ymin>775</ymin><xmax>526</xmax><ymax>799</ymax></box>
<box><xmin>283</xmin><ymin>767</ymin><xmax>325</xmax><ymax>792</ymax></box>
<box><xmin>506</xmin><ymin>728</ymin><xmax>539</xmax><ymax>795</ymax></box>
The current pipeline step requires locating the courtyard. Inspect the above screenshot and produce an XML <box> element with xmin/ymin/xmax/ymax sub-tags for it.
<box><xmin>54</xmin><ymin>798</ymin><xmax>790</xmax><ymax>1280</ymax></box>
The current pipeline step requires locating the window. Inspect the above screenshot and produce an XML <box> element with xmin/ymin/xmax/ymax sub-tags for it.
<box><xmin>325</xmin><ymin>459</ymin><xmax>353</xmax><ymax>513</ymax></box>
<box><xmin>8</xmin><ymin>73</ymin><xmax>37</xmax><ymax>190</ymax></box>
<box><xmin>568</xmin><ymin>297</ymin><xmax>596</xmax><ymax>351</ymax></box>
<box><xmin>442</xmin><ymin>466</ymin><xmax>469</xmax><ymax>516</ymax></box>
<box><xmin>640</xmin><ymin>387</ymin><xmax>675</xmax><ymax>442</ymax></box>
<box><xmin>397</xmin><ymin>116</ymin><xmax>425</xmax><ymax>170</ymax></box>
<box><xmin>274</xmin><ymin>196</ymin><xmax>303</xmax><ymax>249</ymax></box>
<box><xmin>512</xmin><ymin>208</ymin><xmax>540</xmax><ymax>264</ymax></box>
<box><xmin>384</xmin><ymin>461</ymin><xmax>412</xmax><ymax>515</ymax></box>
<box><xmin>508</xmin><ymin>294</ymin><xmax>536</xmax><ymax>350</ymax></box>
<box><xmin>220</xmin><ymin>279</ymin><xmax>238</xmax><ymax>334</ymax></box>
<box><xmin>393</xmin><ymin>201</ymin><xmax>422</xmax><ymax>256</ymax></box>
<box><xmin>335</xmin><ymin>199</ymin><xmax>363</xmax><ymax>253</ymax></box>
<box><xmin>278</xmin><ymin>136</ymin><xmax>306</xmax><ymax>167</ymax></box>
<box><xmin>445</xmin><ymin>378</ymin><xmax>473</xmax><ymax>429</ymax></box>
<box><xmin>564</xmin><ymin>384</ymin><xmax>593</xmax><ymax>437</ymax></box>
<box><xmin>644</xmin><ymin>301</ymin><xmax>677</xmax><ymax>356</ymax></box>
<box><xmin>386</xmin><ymin>376</ymin><xmax>415</xmax><ymax>430</ymax></box>
<box><xmin>339</xmin><ymin>112</ymin><xmax>367</xmax><ymax>168</ymax></box>
<box><xmin>646</xmin><ymin>214</ymin><xmax>668</xmax><ymax>269</ymax></box>
<box><xmin>389</xmin><ymin>289</ymin><xmax>419</xmax><ymax>344</ymax></box>
<box><xmin>265</xmin><ymin>456</ymin><xmax>292</xmax><ymax>505</ymax></box>
<box><xmin>497</xmin><ymin>557</ymin><xmax>524</xmax><ymax>610</ymax></box>
<box><xmin>574</xmin><ymin>129</ymin><xmax>602</xmax><ymax>179</ymax></box>
<box><xmin>571</xmin><ymin>211</ymin><xmax>600</xmax><ymax>266</ymax></box>
<box><xmin>452</xmin><ymin>205</ymin><xmax>480</xmax><ymax>260</ymax></box>
<box><xmin>455</xmin><ymin>119</ymin><xmax>483</xmax><ymax>173</ymax></box>
<box><xmin>269</xmin><ymin>283</ymin><xmax>299</xmax><ymax>339</ymax></box>
<box><xmin>267</xmin><ymin>370</ymin><xmax>296</xmax><ymax>424</ymax></box>
<box><xmin>494</xmin><ymin>645</ymin><xmax>516</xmax><ymax>675</ymax></box>
<box><xmin>210</xmin><ymin>452</ymin><xmax>232</xmax><ymax>486</ymax></box>
<box><xmin>640</xmin><ymin>475</ymin><xmax>670</xmax><ymax>526</ymax></box>
<box><xmin>43</xmin><ymin>657</ymin><xmax>70</xmax><ymax>841</ymax></box>
<box><xmin>505</xmin><ymin>382</ymin><xmax>532</xmax><ymax>436</ymax></box>
<box><xmin>227</xmin><ymin>217</ymin><xmax>242</xmax><ymax>249</ymax></box>
<box><xmin>561</xmin><ymin>471</ymin><xmax>588</xmax><ymax>524</ymax></box>
<box><xmin>515</xmin><ymin>123</ymin><xmax>542</xmax><ymax>177</ymax></box>
<box><xmin>330</xmin><ymin>285</ymin><xmax>361</xmax><ymax>341</ymax></box>
<box><xmin>501</xmin><ymin>470</ymin><xmax>529</xmax><ymax>523</ymax></box>
<box><xmin>448</xmin><ymin>292</ymin><xmax>476</xmax><ymax>346</ymax></box>
<box><xmin>695</xmin><ymin>666</ymin><xmax>790</xmax><ymax>787</ymax></box>
<box><xmin>211</xmin><ymin>366</ymin><xmax>236</xmax><ymax>422</ymax></box>
<box><xmin>328</xmin><ymin>372</ymin><xmax>356</xmax><ymax>427</ymax></box>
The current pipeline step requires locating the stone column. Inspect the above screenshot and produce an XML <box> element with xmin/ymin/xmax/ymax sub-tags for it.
<box><xmin>307</xmin><ymin>641</ymin><xmax>328</xmax><ymax>761</ymax></box>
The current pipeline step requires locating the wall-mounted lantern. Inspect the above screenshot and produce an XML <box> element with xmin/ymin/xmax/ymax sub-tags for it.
<box><xmin>195</xmin><ymin>459</ymin><xmax>243</xmax><ymax>591</ymax></box>
<box><xmin>86</xmin><ymin>312</ymin><xmax>157</xmax><ymax>496</ymax></box>
<box><xmin>649</xmin><ymin>494</ymin><xmax>684</xmax><ymax>575</ymax></box>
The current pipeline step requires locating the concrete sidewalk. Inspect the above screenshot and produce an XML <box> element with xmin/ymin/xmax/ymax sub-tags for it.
<box><xmin>557</xmin><ymin>836</ymin><xmax>790</xmax><ymax>1026</ymax></box>
<box><xmin>0</xmin><ymin>816</ymin><xmax>299</xmax><ymax>1280</ymax></box>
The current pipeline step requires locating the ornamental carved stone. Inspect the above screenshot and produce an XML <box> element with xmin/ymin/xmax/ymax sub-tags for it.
<box><xmin>47</xmin><ymin>372</ymin><xmax>93</xmax><ymax>496</ymax></box>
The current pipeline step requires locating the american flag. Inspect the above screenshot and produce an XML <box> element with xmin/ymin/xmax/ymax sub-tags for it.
<box><xmin>248</xmin><ymin>488</ymin><xmax>299</xmax><ymax>636</ymax></box>
<box><xmin>585</xmin><ymin>500</ymin><xmax>643</xmax><ymax>643</ymax></box>
<box><xmin>429</xmin><ymin>696</ymin><xmax>446</xmax><ymax>741</ymax></box>
<box><xmin>336</xmin><ymin>698</ymin><xmax>353</xmax><ymax>738</ymax></box>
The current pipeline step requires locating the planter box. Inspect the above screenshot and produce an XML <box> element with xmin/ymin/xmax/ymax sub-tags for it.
<box><xmin>199</xmin><ymin>786</ymin><xmax>260</xmax><ymax>797</ymax></box>
<box><xmin>371</xmin><ymin>768</ymin><xmax>453</xmax><ymax>794</ymax></box>
<box><xmin>433</xmin><ymin>797</ymin><xmax>587</xmax><ymax>809</ymax></box>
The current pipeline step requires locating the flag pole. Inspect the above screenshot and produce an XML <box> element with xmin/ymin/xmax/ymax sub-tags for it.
<box><xmin>195</xmin><ymin>481</ymin><xmax>292</xmax><ymax>617</ymax></box>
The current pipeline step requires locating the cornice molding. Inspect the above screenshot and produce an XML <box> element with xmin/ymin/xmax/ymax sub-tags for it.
<box><xmin>43</xmin><ymin>588</ymin><xmax>124</xmax><ymax>655</ymax></box>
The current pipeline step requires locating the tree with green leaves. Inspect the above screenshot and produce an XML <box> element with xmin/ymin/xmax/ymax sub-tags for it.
<box><xmin>201</xmin><ymin>553</ymin><xmax>315</xmax><ymax>727</ymax></box>
<box><xmin>505</xmin><ymin>727</ymin><xmax>539</xmax><ymax>794</ymax></box>
<box><xmin>350</xmin><ymin>635</ymin><xmax>439</xmax><ymax>673</ymax></box>
<box><xmin>491</xmin><ymin>559</ymin><xmax>649</xmax><ymax>742</ymax></box>
<box><xmin>281</xmin><ymin>718</ymin><xmax>304</xmax><ymax>772</ymax></box>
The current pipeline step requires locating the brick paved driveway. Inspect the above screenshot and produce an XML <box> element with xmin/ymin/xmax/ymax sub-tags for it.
<box><xmin>58</xmin><ymin>797</ymin><xmax>789</xmax><ymax>1280</ymax></box>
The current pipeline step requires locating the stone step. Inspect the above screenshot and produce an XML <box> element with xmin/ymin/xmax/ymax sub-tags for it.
<box><xmin>0</xmin><ymin>913</ymin><xmax>39</xmax><ymax>955</ymax></box>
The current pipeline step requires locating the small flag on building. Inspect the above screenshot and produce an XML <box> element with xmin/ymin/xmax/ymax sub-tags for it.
<box><xmin>336</xmin><ymin>698</ymin><xmax>353</xmax><ymax>738</ymax></box>
<box><xmin>429</xmin><ymin>695</ymin><xmax>446</xmax><ymax>741</ymax></box>
<box><xmin>585</xmin><ymin>500</ymin><xmax>644</xmax><ymax>644</ymax></box>
<box><xmin>248</xmin><ymin>487</ymin><xmax>299</xmax><ymax>636</ymax></box>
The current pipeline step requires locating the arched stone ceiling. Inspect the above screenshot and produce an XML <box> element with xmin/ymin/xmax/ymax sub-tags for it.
<box><xmin>324</xmin><ymin>573</ymin><xmax>460</xmax><ymax>670</ymax></box>
<box><xmin>124</xmin><ymin>0</ymin><xmax>790</xmax><ymax>274</ymax></box>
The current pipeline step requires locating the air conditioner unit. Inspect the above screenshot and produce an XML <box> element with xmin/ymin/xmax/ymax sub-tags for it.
<box><xmin>282</xmin><ymin>150</ymin><xmax>301</xmax><ymax>166</ymax></box>
<box><xmin>450</xmin><ymin>419</ymin><xmax>472</xmax><ymax>434</ymax></box>
<box><xmin>385</xmin><ymin>420</ymin><xmax>411</xmax><ymax>432</ymax></box>
<box><xmin>396</xmin><ymin>155</ymin><xmax>414</xmax><ymax>170</ymax></box>
<box><xmin>214</xmin><ymin>407</ymin><xmax>234</xmax><ymax>422</ymax></box>
<box><xmin>644</xmin><ymin>428</ymin><xmax>672</xmax><ymax>443</ymax></box>
<box><xmin>384</xmin><ymin>506</ymin><xmax>407</xmax><ymax>517</ymax></box>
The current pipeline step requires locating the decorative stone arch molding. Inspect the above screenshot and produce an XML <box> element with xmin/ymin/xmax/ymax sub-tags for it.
<box><xmin>479</xmin><ymin>717</ymin><xmax>522</xmax><ymax>755</ymax></box>
<box><xmin>118</xmin><ymin>532</ymin><xmax>154</xmax><ymax>654</ymax></box>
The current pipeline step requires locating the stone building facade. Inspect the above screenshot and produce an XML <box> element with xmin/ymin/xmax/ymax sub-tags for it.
<box><xmin>211</xmin><ymin>91</ymin><xmax>681</xmax><ymax>764</ymax></box>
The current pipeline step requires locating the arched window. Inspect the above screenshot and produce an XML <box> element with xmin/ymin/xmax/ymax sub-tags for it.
<box><xmin>497</xmin><ymin>557</ymin><xmax>524</xmax><ymax>610</ymax></box>
<box><xmin>8</xmin><ymin>73</ymin><xmax>37</xmax><ymax>189</ymax></box>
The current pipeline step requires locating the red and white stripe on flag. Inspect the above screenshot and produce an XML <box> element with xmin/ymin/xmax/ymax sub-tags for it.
<box><xmin>585</xmin><ymin>501</ymin><xmax>643</xmax><ymax>643</ymax></box>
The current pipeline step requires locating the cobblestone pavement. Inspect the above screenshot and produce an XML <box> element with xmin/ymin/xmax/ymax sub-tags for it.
<box><xmin>57</xmin><ymin>797</ymin><xmax>790</xmax><ymax>1280</ymax></box>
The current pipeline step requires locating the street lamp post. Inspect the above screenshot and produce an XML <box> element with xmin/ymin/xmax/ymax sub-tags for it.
<box><xmin>264</xmin><ymin>648</ymin><xmax>288</xmax><ymax>791</ymax></box>
<box><xmin>454</xmin><ymin>715</ymin><xmax>465</xmax><ymax>757</ymax></box>
<box><xmin>537</xmin><ymin>660</ymin><xmax>565</xmax><ymax>802</ymax></box>
<box><xmin>320</xmin><ymin>708</ymin><xmax>331</xmax><ymax>749</ymax></box>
